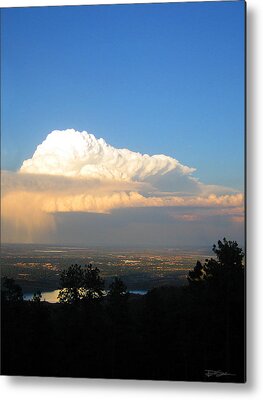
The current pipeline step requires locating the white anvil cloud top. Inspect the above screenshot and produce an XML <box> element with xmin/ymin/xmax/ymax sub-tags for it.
<box><xmin>20</xmin><ymin>129</ymin><xmax>195</xmax><ymax>181</ymax></box>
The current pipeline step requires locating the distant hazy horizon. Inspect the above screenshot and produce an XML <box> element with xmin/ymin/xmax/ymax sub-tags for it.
<box><xmin>0</xmin><ymin>241</ymin><xmax>216</xmax><ymax>294</ymax></box>
<box><xmin>1</xmin><ymin>241</ymin><xmax>217</xmax><ymax>251</ymax></box>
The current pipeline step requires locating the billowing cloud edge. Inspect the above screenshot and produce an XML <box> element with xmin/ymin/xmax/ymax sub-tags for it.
<box><xmin>19</xmin><ymin>129</ymin><xmax>195</xmax><ymax>181</ymax></box>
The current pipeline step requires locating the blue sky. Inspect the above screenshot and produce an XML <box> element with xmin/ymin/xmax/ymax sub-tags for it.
<box><xmin>1</xmin><ymin>1</ymin><xmax>245</xmax><ymax>190</ymax></box>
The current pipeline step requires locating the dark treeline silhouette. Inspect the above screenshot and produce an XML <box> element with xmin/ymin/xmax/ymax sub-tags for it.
<box><xmin>1</xmin><ymin>238</ymin><xmax>245</xmax><ymax>382</ymax></box>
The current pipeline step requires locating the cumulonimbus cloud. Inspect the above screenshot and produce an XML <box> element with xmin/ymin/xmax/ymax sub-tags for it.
<box><xmin>2</xmin><ymin>129</ymin><xmax>244</xmax><ymax>242</ymax></box>
<box><xmin>20</xmin><ymin>129</ymin><xmax>195</xmax><ymax>181</ymax></box>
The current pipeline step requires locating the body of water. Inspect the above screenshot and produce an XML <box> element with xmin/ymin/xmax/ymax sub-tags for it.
<box><xmin>24</xmin><ymin>289</ymin><xmax>148</xmax><ymax>303</ymax></box>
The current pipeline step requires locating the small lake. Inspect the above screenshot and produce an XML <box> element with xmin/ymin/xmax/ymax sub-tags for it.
<box><xmin>24</xmin><ymin>289</ymin><xmax>148</xmax><ymax>303</ymax></box>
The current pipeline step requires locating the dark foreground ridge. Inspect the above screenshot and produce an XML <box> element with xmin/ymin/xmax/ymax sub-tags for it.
<box><xmin>1</xmin><ymin>238</ymin><xmax>245</xmax><ymax>382</ymax></box>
